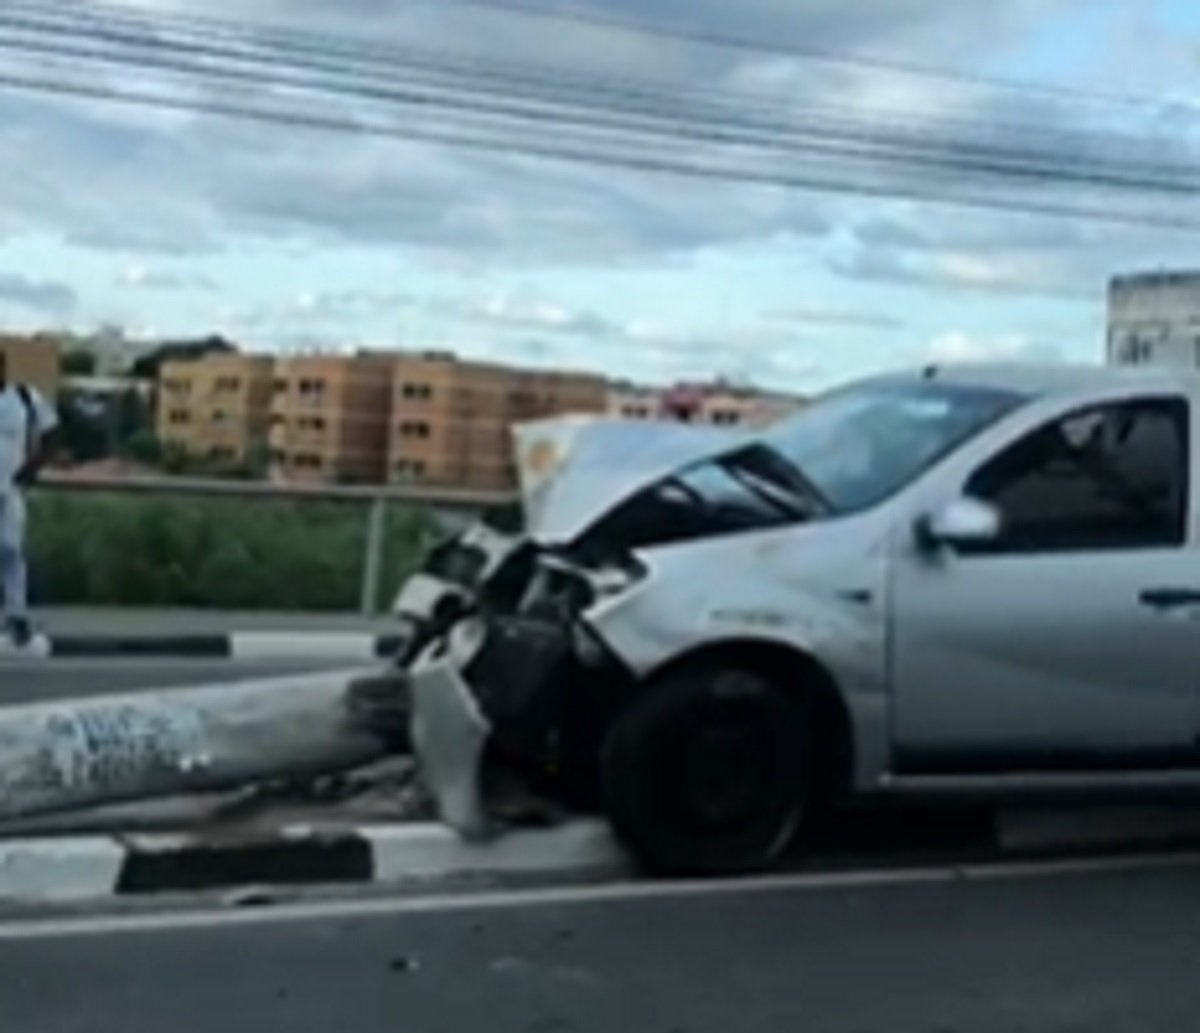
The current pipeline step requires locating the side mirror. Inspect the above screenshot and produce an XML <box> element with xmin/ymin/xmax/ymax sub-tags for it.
<box><xmin>915</xmin><ymin>497</ymin><xmax>1000</xmax><ymax>550</ymax></box>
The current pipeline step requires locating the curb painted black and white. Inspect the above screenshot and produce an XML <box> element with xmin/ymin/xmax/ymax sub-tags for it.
<box><xmin>0</xmin><ymin>821</ymin><xmax>628</xmax><ymax>903</ymax></box>
<box><xmin>43</xmin><ymin>632</ymin><xmax>406</xmax><ymax>662</ymax></box>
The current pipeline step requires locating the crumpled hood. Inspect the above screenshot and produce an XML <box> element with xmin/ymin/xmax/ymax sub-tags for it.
<box><xmin>512</xmin><ymin>416</ymin><xmax>748</xmax><ymax>544</ymax></box>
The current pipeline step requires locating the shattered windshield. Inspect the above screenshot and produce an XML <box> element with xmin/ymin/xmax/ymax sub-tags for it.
<box><xmin>674</xmin><ymin>445</ymin><xmax>828</xmax><ymax>524</ymax></box>
<box><xmin>765</xmin><ymin>379</ymin><xmax>1026</xmax><ymax>513</ymax></box>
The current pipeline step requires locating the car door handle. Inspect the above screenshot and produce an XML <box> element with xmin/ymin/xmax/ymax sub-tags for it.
<box><xmin>1139</xmin><ymin>587</ymin><xmax>1200</xmax><ymax>610</ymax></box>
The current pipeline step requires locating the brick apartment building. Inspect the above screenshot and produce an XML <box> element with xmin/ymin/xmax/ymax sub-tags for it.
<box><xmin>609</xmin><ymin>378</ymin><xmax>803</xmax><ymax>428</ymax></box>
<box><xmin>157</xmin><ymin>352</ymin><xmax>274</xmax><ymax>468</ymax></box>
<box><xmin>389</xmin><ymin>353</ymin><xmax>607</xmax><ymax>490</ymax></box>
<box><xmin>157</xmin><ymin>349</ymin><xmax>607</xmax><ymax>488</ymax></box>
<box><xmin>268</xmin><ymin>353</ymin><xmax>395</xmax><ymax>483</ymax></box>
<box><xmin>0</xmin><ymin>334</ymin><xmax>62</xmax><ymax>397</ymax></box>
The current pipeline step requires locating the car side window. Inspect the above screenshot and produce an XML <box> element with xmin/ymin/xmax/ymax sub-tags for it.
<box><xmin>963</xmin><ymin>398</ymin><xmax>1189</xmax><ymax>552</ymax></box>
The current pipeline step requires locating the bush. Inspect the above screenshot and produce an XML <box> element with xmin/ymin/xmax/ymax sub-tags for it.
<box><xmin>26</xmin><ymin>492</ymin><xmax>435</xmax><ymax>612</ymax></box>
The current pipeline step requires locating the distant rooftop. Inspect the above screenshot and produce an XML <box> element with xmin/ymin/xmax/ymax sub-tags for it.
<box><xmin>1110</xmin><ymin>270</ymin><xmax>1200</xmax><ymax>290</ymax></box>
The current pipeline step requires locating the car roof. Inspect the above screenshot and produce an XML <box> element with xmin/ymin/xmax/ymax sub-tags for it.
<box><xmin>890</xmin><ymin>362</ymin><xmax>1200</xmax><ymax>398</ymax></box>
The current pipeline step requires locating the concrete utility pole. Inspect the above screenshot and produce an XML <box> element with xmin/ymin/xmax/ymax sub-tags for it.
<box><xmin>0</xmin><ymin>669</ymin><xmax>391</xmax><ymax>823</ymax></box>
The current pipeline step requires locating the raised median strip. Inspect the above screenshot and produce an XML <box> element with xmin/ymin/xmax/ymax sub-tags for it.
<box><xmin>0</xmin><ymin>820</ymin><xmax>628</xmax><ymax>903</ymax></box>
<box><xmin>44</xmin><ymin>631</ymin><xmax>405</xmax><ymax>661</ymax></box>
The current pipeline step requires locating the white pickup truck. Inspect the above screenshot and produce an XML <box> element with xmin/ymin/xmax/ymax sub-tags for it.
<box><xmin>399</xmin><ymin>364</ymin><xmax>1200</xmax><ymax>874</ymax></box>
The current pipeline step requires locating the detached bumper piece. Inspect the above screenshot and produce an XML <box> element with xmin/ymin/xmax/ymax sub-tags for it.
<box><xmin>409</xmin><ymin>612</ymin><xmax>626</xmax><ymax>837</ymax></box>
<box><xmin>461</xmin><ymin>616</ymin><xmax>577</xmax><ymax>758</ymax></box>
<box><xmin>409</xmin><ymin>620</ymin><xmax>493</xmax><ymax>838</ymax></box>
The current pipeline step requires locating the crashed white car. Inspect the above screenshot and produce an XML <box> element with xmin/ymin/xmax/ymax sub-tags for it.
<box><xmin>400</xmin><ymin>365</ymin><xmax>1200</xmax><ymax>874</ymax></box>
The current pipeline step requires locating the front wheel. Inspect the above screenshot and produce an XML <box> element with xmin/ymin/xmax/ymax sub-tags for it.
<box><xmin>601</xmin><ymin>667</ymin><xmax>810</xmax><ymax>876</ymax></box>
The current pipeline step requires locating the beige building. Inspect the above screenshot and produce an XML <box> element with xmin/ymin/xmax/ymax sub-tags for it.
<box><xmin>608</xmin><ymin>379</ymin><xmax>803</xmax><ymax>429</ymax></box>
<box><xmin>0</xmin><ymin>334</ymin><xmax>62</xmax><ymax>397</ymax></box>
<box><xmin>390</xmin><ymin>353</ymin><xmax>607</xmax><ymax>490</ymax></box>
<box><xmin>157</xmin><ymin>352</ymin><xmax>275</xmax><ymax>468</ymax></box>
<box><xmin>156</xmin><ymin>346</ymin><xmax>608</xmax><ymax>487</ymax></box>
<box><xmin>607</xmin><ymin>381</ymin><xmax>660</xmax><ymax>421</ymax></box>
<box><xmin>268</xmin><ymin>353</ymin><xmax>395</xmax><ymax>484</ymax></box>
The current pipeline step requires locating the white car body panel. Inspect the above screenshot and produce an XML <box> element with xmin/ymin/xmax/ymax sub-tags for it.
<box><xmin>512</xmin><ymin>416</ymin><xmax>745</xmax><ymax>544</ymax></box>
<box><xmin>405</xmin><ymin>364</ymin><xmax>1200</xmax><ymax>821</ymax></box>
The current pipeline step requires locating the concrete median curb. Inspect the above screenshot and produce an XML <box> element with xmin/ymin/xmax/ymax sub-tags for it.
<box><xmin>44</xmin><ymin>631</ymin><xmax>405</xmax><ymax>662</ymax></box>
<box><xmin>0</xmin><ymin>820</ymin><xmax>628</xmax><ymax>903</ymax></box>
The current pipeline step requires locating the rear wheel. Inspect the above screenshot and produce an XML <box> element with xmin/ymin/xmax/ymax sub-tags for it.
<box><xmin>601</xmin><ymin>667</ymin><xmax>810</xmax><ymax>876</ymax></box>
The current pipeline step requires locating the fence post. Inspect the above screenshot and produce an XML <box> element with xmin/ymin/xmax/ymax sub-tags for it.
<box><xmin>360</xmin><ymin>495</ymin><xmax>387</xmax><ymax>616</ymax></box>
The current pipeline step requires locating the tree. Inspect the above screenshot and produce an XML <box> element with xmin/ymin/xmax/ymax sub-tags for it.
<box><xmin>62</xmin><ymin>349</ymin><xmax>97</xmax><ymax>376</ymax></box>
<box><xmin>116</xmin><ymin>386</ymin><xmax>152</xmax><ymax>442</ymax></box>
<box><xmin>54</xmin><ymin>397</ymin><xmax>109</xmax><ymax>463</ymax></box>
<box><xmin>129</xmin><ymin>336</ymin><xmax>237</xmax><ymax>380</ymax></box>
<box><xmin>124</xmin><ymin>429</ymin><xmax>163</xmax><ymax>466</ymax></box>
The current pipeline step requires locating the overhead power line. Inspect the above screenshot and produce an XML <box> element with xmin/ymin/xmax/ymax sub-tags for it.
<box><xmin>2</xmin><ymin>0</ymin><xmax>1178</xmax><ymax>162</ymax></box>
<box><xmin>3</xmin><ymin>2</ymin><xmax>1197</xmax><ymax>189</ymax></box>
<box><xmin>20</xmin><ymin>0</ymin><xmax>1177</xmax><ymax>114</ymax></box>
<box><xmin>4</xmin><ymin>68</ymin><xmax>1199</xmax><ymax>233</ymax></box>
<box><xmin>4</xmin><ymin>20</ymin><xmax>1198</xmax><ymax>199</ymax></box>
<box><xmin>408</xmin><ymin>0</ymin><xmax>1200</xmax><ymax>114</ymax></box>
<box><xmin>0</xmin><ymin>0</ymin><xmax>1197</xmax><ymax>229</ymax></box>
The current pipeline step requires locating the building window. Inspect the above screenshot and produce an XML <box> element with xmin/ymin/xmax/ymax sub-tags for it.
<box><xmin>711</xmin><ymin>410</ymin><xmax>741</xmax><ymax>426</ymax></box>
<box><xmin>209</xmin><ymin>445</ymin><xmax>236</xmax><ymax>461</ymax></box>
<box><xmin>168</xmin><ymin>409</ymin><xmax>190</xmax><ymax>424</ymax></box>
<box><xmin>273</xmin><ymin>378</ymin><xmax>287</xmax><ymax>394</ymax></box>
<box><xmin>394</xmin><ymin>459</ymin><xmax>427</xmax><ymax>479</ymax></box>
<box><xmin>298</xmin><ymin>416</ymin><xmax>326</xmax><ymax>431</ymax></box>
<box><xmin>399</xmin><ymin>421</ymin><xmax>431</xmax><ymax>439</ymax></box>
<box><xmin>1118</xmin><ymin>336</ymin><xmax>1154</xmax><ymax>365</ymax></box>
<box><xmin>215</xmin><ymin>377</ymin><xmax>241</xmax><ymax>392</ymax></box>
<box><xmin>298</xmin><ymin>379</ymin><xmax>326</xmax><ymax>400</ymax></box>
<box><xmin>292</xmin><ymin>452</ymin><xmax>323</xmax><ymax>469</ymax></box>
<box><xmin>401</xmin><ymin>383</ymin><xmax>433</xmax><ymax>401</ymax></box>
<box><xmin>211</xmin><ymin>409</ymin><xmax>229</xmax><ymax>424</ymax></box>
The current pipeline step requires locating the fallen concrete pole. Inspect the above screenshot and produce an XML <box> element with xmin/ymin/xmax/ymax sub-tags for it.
<box><xmin>0</xmin><ymin>668</ymin><xmax>392</xmax><ymax>823</ymax></box>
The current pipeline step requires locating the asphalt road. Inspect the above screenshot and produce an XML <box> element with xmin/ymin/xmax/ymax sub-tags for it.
<box><xmin>2</xmin><ymin>857</ymin><xmax>1199</xmax><ymax>1032</ymax></box>
<box><xmin>0</xmin><ymin>659</ymin><xmax>350</xmax><ymax>705</ymax></box>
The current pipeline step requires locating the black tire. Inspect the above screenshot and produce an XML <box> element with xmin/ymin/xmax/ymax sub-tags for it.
<box><xmin>601</xmin><ymin>666</ymin><xmax>810</xmax><ymax>876</ymax></box>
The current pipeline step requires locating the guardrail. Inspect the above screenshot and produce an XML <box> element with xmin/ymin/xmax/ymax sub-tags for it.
<box><xmin>35</xmin><ymin>472</ymin><xmax>514</xmax><ymax>615</ymax></box>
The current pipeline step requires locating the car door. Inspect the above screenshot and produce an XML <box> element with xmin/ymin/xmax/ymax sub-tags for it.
<box><xmin>891</xmin><ymin>393</ymin><xmax>1200</xmax><ymax>773</ymax></box>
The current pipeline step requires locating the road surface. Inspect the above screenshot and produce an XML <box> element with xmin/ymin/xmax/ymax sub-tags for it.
<box><xmin>0</xmin><ymin>659</ymin><xmax>352</xmax><ymax>705</ymax></box>
<box><xmin>1</xmin><ymin>855</ymin><xmax>1197</xmax><ymax>1032</ymax></box>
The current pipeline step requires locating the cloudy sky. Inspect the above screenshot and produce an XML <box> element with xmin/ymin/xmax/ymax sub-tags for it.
<box><xmin>0</xmin><ymin>0</ymin><xmax>1199</xmax><ymax>390</ymax></box>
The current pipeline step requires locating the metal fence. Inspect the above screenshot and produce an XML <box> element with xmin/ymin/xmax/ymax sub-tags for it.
<box><xmin>34</xmin><ymin>472</ymin><xmax>511</xmax><ymax>615</ymax></box>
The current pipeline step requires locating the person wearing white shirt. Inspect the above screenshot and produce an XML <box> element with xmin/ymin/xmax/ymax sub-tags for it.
<box><xmin>0</xmin><ymin>350</ymin><xmax>58</xmax><ymax>655</ymax></box>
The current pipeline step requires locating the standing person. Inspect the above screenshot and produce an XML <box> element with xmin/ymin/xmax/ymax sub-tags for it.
<box><xmin>0</xmin><ymin>350</ymin><xmax>58</xmax><ymax>655</ymax></box>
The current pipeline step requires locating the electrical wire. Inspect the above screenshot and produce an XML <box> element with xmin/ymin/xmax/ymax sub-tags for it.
<box><xmin>16</xmin><ymin>0</ymin><xmax>1191</xmax><ymax>114</ymax></box>
<box><xmin>3</xmin><ymin>0</ymin><xmax>1194</xmax><ymax>182</ymax></box>
<box><xmin>0</xmin><ymin>0</ymin><xmax>1196</xmax><ymax>230</ymax></box>
<box><xmin>3</xmin><ymin>66</ymin><xmax>1198</xmax><ymax>231</ymax></box>
<box><xmin>8</xmin><ymin>26</ymin><xmax>1199</xmax><ymax>201</ymax></box>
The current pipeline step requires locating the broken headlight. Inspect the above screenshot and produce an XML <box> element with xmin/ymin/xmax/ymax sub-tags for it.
<box><xmin>519</xmin><ymin>551</ymin><xmax>646</xmax><ymax>622</ymax></box>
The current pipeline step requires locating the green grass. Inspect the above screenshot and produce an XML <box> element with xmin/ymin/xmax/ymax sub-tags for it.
<box><xmin>26</xmin><ymin>492</ymin><xmax>434</xmax><ymax>612</ymax></box>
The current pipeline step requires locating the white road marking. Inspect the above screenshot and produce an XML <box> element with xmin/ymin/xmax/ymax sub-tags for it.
<box><xmin>1</xmin><ymin>848</ymin><xmax>1198</xmax><ymax>942</ymax></box>
<box><xmin>1</xmin><ymin>659</ymin><xmax>342</xmax><ymax>671</ymax></box>
<box><xmin>231</xmin><ymin>632</ymin><xmax>379</xmax><ymax>662</ymax></box>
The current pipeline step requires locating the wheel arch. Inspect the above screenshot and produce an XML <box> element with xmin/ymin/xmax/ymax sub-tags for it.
<box><xmin>644</xmin><ymin>638</ymin><xmax>856</xmax><ymax>798</ymax></box>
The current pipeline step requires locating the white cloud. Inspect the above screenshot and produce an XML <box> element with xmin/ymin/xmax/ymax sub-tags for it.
<box><xmin>922</xmin><ymin>331</ymin><xmax>1063</xmax><ymax>364</ymax></box>
<box><xmin>0</xmin><ymin>0</ymin><xmax>1173</xmax><ymax>391</ymax></box>
<box><xmin>0</xmin><ymin>273</ymin><xmax>77</xmax><ymax>314</ymax></box>
<box><xmin>769</xmin><ymin>303</ymin><xmax>904</xmax><ymax>330</ymax></box>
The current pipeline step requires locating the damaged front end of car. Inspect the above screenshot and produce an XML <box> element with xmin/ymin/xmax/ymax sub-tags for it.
<box><xmin>407</xmin><ymin>541</ymin><xmax>646</xmax><ymax>837</ymax></box>
<box><xmin>398</xmin><ymin>414</ymin><xmax>830</xmax><ymax>838</ymax></box>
